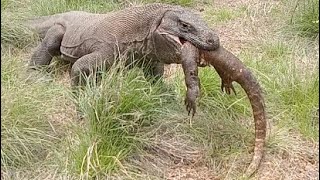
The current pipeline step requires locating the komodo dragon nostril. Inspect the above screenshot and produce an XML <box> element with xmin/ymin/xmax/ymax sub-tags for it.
<box><xmin>206</xmin><ymin>39</ymin><xmax>214</xmax><ymax>45</ymax></box>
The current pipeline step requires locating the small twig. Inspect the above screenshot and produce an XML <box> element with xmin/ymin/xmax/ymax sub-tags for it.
<box><xmin>290</xmin><ymin>0</ymin><xmax>299</xmax><ymax>24</ymax></box>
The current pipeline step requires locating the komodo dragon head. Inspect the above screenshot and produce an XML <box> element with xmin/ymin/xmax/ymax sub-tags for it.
<box><xmin>156</xmin><ymin>8</ymin><xmax>220</xmax><ymax>51</ymax></box>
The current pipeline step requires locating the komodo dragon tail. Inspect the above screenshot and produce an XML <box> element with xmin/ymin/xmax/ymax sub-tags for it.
<box><xmin>25</xmin><ymin>11</ymin><xmax>89</xmax><ymax>39</ymax></box>
<box><xmin>201</xmin><ymin>46</ymin><xmax>267</xmax><ymax>177</ymax></box>
<box><xmin>25</xmin><ymin>14</ymin><xmax>63</xmax><ymax>39</ymax></box>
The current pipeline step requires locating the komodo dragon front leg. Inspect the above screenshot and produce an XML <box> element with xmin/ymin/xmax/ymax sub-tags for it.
<box><xmin>142</xmin><ymin>61</ymin><xmax>165</xmax><ymax>83</ymax></box>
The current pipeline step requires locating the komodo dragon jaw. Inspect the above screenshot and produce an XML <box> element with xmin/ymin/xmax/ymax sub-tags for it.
<box><xmin>156</xmin><ymin>9</ymin><xmax>220</xmax><ymax>51</ymax></box>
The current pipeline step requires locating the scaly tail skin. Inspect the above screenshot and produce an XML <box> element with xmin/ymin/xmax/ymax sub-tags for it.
<box><xmin>238</xmin><ymin>68</ymin><xmax>266</xmax><ymax>178</ymax></box>
<box><xmin>25</xmin><ymin>11</ymin><xmax>89</xmax><ymax>39</ymax></box>
<box><xmin>201</xmin><ymin>46</ymin><xmax>267</xmax><ymax>177</ymax></box>
<box><xmin>25</xmin><ymin>14</ymin><xmax>61</xmax><ymax>39</ymax></box>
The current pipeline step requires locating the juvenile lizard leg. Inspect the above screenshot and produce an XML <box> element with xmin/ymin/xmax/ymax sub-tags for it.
<box><xmin>181</xmin><ymin>42</ymin><xmax>200</xmax><ymax>117</ymax></box>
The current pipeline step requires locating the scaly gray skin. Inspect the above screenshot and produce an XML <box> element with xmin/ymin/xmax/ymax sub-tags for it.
<box><xmin>27</xmin><ymin>3</ymin><xmax>220</xmax><ymax>112</ymax></box>
<box><xmin>179</xmin><ymin>42</ymin><xmax>266</xmax><ymax>177</ymax></box>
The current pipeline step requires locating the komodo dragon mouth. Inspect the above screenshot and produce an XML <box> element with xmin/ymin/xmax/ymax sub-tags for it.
<box><xmin>168</xmin><ymin>34</ymin><xmax>187</xmax><ymax>45</ymax></box>
<box><xmin>160</xmin><ymin>32</ymin><xmax>188</xmax><ymax>47</ymax></box>
<box><xmin>158</xmin><ymin>31</ymin><xmax>219</xmax><ymax>51</ymax></box>
<box><xmin>157</xmin><ymin>30</ymin><xmax>202</xmax><ymax>50</ymax></box>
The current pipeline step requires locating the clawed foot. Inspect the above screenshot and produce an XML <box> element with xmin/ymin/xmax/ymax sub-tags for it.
<box><xmin>185</xmin><ymin>97</ymin><xmax>196</xmax><ymax>117</ymax></box>
<box><xmin>220</xmin><ymin>78</ymin><xmax>236</xmax><ymax>95</ymax></box>
<box><xmin>184</xmin><ymin>88</ymin><xmax>199</xmax><ymax>117</ymax></box>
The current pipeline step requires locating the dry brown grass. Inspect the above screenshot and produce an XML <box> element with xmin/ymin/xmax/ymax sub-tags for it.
<box><xmin>160</xmin><ymin>0</ymin><xmax>319</xmax><ymax>179</ymax></box>
<box><xmin>2</xmin><ymin>0</ymin><xmax>318</xmax><ymax>179</ymax></box>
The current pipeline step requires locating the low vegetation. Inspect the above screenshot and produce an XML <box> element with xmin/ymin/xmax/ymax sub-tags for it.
<box><xmin>1</xmin><ymin>0</ymin><xmax>318</xmax><ymax>179</ymax></box>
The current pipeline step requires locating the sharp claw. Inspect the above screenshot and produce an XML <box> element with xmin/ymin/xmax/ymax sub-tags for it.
<box><xmin>227</xmin><ymin>87</ymin><xmax>231</xmax><ymax>95</ymax></box>
<box><xmin>231</xmin><ymin>86</ymin><xmax>237</xmax><ymax>95</ymax></box>
<box><xmin>186</xmin><ymin>102</ymin><xmax>197</xmax><ymax>117</ymax></box>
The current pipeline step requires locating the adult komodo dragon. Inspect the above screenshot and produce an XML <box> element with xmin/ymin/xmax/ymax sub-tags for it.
<box><xmin>27</xmin><ymin>3</ymin><xmax>219</xmax><ymax>103</ymax></box>
<box><xmin>27</xmin><ymin>3</ymin><xmax>267</xmax><ymax>177</ymax></box>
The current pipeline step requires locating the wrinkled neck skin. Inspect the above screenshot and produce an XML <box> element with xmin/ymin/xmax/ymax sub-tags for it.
<box><xmin>150</xmin><ymin>30</ymin><xmax>183</xmax><ymax>64</ymax></box>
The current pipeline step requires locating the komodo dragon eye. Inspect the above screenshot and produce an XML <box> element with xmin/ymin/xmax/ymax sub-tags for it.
<box><xmin>179</xmin><ymin>20</ymin><xmax>192</xmax><ymax>32</ymax></box>
<box><xmin>181</xmin><ymin>22</ymin><xmax>189</xmax><ymax>28</ymax></box>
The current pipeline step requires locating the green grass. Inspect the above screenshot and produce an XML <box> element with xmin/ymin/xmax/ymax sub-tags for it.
<box><xmin>213</xmin><ymin>8</ymin><xmax>235</xmax><ymax>22</ymax></box>
<box><xmin>279</xmin><ymin>71</ymin><xmax>319</xmax><ymax>137</ymax></box>
<box><xmin>1</xmin><ymin>12</ymin><xmax>37</xmax><ymax>48</ymax></box>
<box><xmin>237</xmin><ymin>40</ymin><xmax>319</xmax><ymax>139</ymax></box>
<box><xmin>289</xmin><ymin>0</ymin><xmax>319</xmax><ymax>38</ymax></box>
<box><xmin>203</xmin><ymin>6</ymin><xmax>246</xmax><ymax>24</ymax></box>
<box><xmin>70</xmin><ymin>61</ymin><xmax>174</xmax><ymax>177</ymax></box>
<box><xmin>1</xmin><ymin>0</ymin><xmax>319</xmax><ymax>179</ymax></box>
<box><xmin>29</xmin><ymin>0</ymin><xmax>121</xmax><ymax>16</ymax></box>
<box><xmin>142</xmin><ymin>0</ymin><xmax>194</xmax><ymax>6</ymax></box>
<box><xmin>1</xmin><ymin>49</ymin><xmax>68</xmax><ymax>171</ymax></box>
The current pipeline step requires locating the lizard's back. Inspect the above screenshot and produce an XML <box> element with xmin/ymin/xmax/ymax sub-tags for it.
<box><xmin>60</xmin><ymin>3</ymin><xmax>174</xmax><ymax>59</ymax></box>
<box><xmin>28</xmin><ymin>11</ymin><xmax>92</xmax><ymax>39</ymax></box>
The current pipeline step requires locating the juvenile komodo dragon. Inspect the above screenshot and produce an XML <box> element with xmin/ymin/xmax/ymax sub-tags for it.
<box><xmin>182</xmin><ymin>42</ymin><xmax>267</xmax><ymax>177</ymax></box>
<box><xmin>27</xmin><ymin>3</ymin><xmax>267</xmax><ymax>177</ymax></box>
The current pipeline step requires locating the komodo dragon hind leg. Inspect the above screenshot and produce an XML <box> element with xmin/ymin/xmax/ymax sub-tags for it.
<box><xmin>29</xmin><ymin>24</ymin><xmax>65</xmax><ymax>70</ymax></box>
<box><xmin>142</xmin><ymin>61</ymin><xmax>165</xmax><ymax>84</ymax></box>
<box><xmin>27</xmin><ymin>24</ymin><xmax>65</xmax><ymax>82</ymax></box>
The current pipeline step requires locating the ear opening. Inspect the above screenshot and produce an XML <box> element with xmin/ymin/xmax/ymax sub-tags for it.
<box><xmin>149</xmin><ymin>9</ymin><xmax>173</xmax><ymax>34</ymax></box>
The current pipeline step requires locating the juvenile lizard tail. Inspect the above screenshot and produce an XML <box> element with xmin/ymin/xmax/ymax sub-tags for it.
<box><xmin>236</xmin><ymin>64</ymin><xmax>266</xmax><ymax>177</ymax></box>
<box><xmin>201</xmin><ymin>46</ymin><xmax>267</xmax><ymax>177</ymax></box>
